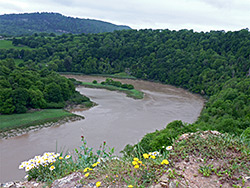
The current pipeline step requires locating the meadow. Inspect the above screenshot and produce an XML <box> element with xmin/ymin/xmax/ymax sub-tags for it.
<box><xmin>0</xmin><ymin>109</ymin><xmax>76</xmax><ymax>132</ymax></box>
<box><xmin>0</xmin><ymin>39</ymin><xmax>30</xmax><ymax>49</ymax></box>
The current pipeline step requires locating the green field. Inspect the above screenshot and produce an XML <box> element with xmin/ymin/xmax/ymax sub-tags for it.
<box><xmin>0</xmin><ymin>109</ymin><xmax>77</xmax><ymax>132</ymax></box>
<box><xmin>60</xmin><ymin>72</ymin><xmax>136</xmax><ymax>79</ymax></box>
<box><xmin>93</xmin><ymin>72</ymin><xmax>137</xmax><ymax>79</ymax></box>
<box><xmin>80</xmin><ymin>82</ymin><xmax>144</xmax><ymax>99</ymax></box>
<box><xmin>0</xmin><ymin>40</ymin><xmax>30</xmax><ymax>49</ymax></box>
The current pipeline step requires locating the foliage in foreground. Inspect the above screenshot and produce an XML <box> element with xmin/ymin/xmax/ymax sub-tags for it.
<box><xmin>20</xmin><ymin>131</ymin><xmax>250</xmax><ymax>187</ymax></box>
<box><xmin>19</xmin><ymin>136</ymin><xmax>115</xmax><ymax>185</ymax></box>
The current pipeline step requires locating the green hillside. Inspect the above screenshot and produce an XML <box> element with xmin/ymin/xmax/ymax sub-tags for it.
<box><xmin>0</xmin><ymin>12</ymin><xmax>131</xmax><ymax>36</ymax></box>
<box><xmin>3</xmin><ymin>29</ymin><xmax>249</xmax><ymax>136</ymax></box>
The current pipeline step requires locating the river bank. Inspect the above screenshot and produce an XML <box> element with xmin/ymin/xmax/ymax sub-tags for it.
<box><xmin>0</xmin><ymin>109</ymin><xmax>84</xmax><ymax>139</ymax></box>
<box><xmin>0</xmin><ymin>75</ymin><xmax>204</xmax><ymax>183</ymax></box>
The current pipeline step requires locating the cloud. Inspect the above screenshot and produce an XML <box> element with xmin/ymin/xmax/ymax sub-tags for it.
<box><xmin>0</xmin><ymin>0</ymin><xmax>249</xmax><ymax>31</ymax></box>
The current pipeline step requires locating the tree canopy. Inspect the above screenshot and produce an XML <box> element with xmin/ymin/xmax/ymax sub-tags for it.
<box><xmin>0</xmin><ymin>59</ymin><xmax>89</xmax><ymax>114</ymax></box>
<box><xmin>1</xmin><ymin>28</ymin><xmax>250</xmax><ymax>134</ymax></box>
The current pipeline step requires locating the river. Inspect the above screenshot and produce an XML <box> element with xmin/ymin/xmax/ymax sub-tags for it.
<box><xmin>0</xmin><ymin>75</ymin><xmax>204</xmax><ymax>183</ymax></box>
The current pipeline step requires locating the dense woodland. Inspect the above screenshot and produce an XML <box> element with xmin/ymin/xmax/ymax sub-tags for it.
<box><xmin>0</xmin><ymin>12</ymin><xmax>131</xmax><ymax>36</ymax></box>
<box><xmin>0</xmin><ymin>59</ymin><xmax>90</xmax><ymax>114</ymax></box>
<box><xmin>0</xmin><ymin>28</ymin><xmax>250</xmax><ymax>146</ymax></box>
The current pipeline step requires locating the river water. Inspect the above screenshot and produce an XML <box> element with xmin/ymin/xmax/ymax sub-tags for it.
<box><xmin>0</xmin><ymin>75</ymin><xmax>204</xmax><ymax>183</ymax></box>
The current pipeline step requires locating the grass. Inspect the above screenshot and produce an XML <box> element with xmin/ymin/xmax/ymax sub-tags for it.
<box><xmin>93</xmin><ymin>72</ymin><xmax>137</xmax><ymax>79</ymax></box>
<box><xmin>169</xmin><ymin>131</ymin><xmax>250</xmax><ymax>187</ymax></box>
<box><xmin>80</xmin><ymin>81</ymin><xmax>144</xmax><ymax>99</ymax></box>
<box><xmin>0</xmin><ymin>109</ymin><xmax>77</xmax><ymax>132</ymax></box>
<box><xmin>16</xmin><ymin>131</ymin><xmax>250</xmax><ymax>187</ymax></box>
<box><xmin>0</xmin><ymin>40</ymin><xmax>30</xmax><ymax>49</ymax></box>
<box><xmin>59</xmin><ymin>72</ymin><xmax>137</xmax><ymax>79</ymax></box>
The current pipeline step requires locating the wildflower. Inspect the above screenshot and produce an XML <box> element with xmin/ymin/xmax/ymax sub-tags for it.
<box><xmin>24</xmin><ymin>175</ymin><xmax>29</xmax><ymax>179</ymax></box>
<box><xmin>84</xmin><ymin>167</ymin><xmax>93</xmax><ymax>172</ymax></box>
<box><xmin>128</xmin><ymin>185</ymin><xmax>133</xmax><ymax>188</ymax></box>
<box><xmin>150</xmin><ymin>155</ymin><xmax>156</xmax><ymax>159</ymax></box>
<box><xmin>49</xmin><ymin>166</ymin><xmax>55</xmax><ymax>171</ymax></box>
<box><xmin>143</xmin><ymin>153</ymin><xmax>149</xmax><ymax>159</ymax></box>
<box><xmin>166</xmin><ymin>146</ymin><xmax>173</xmax><ymax>151</ymax></box>
<box><xmin>161</xmin><ymin>159</ymin><xmax>169</xmax><ymax>165</ymax></box>
<box><xmin>132</xmin><ymin>161</ymin><xmax>138</xmax><ymax>165</ymax></box>
<box><xmin>25</xmin><ymin>166</ymin><xmax>31</xmax><ymax>172</ymax></box>
<box><xmin>96</xmin><ymin>181</ymin><xmax>101</xmax><ymax>187</ymax></box>
<box><xmin>134</xmin><ymin>165</ymin><xmax>139</xmax><ymax>169</ymax></box>
<box><xmin>133</xmin><ymin>158</ymin><xmax>139</xmax><ymax>162</ymax></box>
<box><xmin>65</xmin><ymin>155</ymin><xmax>70</xmax><ymax>159</ymax></box>
<box><xmin>85</xmin><ymin>173</ymin><xmax>90</xmax><ymax>177</ymax></box>
<box><xmin>116</xmin><ymin>175</ymin><xmax>118</xmax><ymax>177</ymax></box>
<box><xmin>19</xmin><ymin>163</ymin><xmax>25</xmax><ymax>169</ymax></box>
<box><xmin>92</xmin><ymin>162</ymin><xmax>99</xmax><ymax>167</ymax></box>
<box><xmin>59</xmin><ymin>156</ymin><xmax>63</xmax><ymax>160</ymax></box>
<box><xmin>138</xmin><ymin>161</ymin><xmax>142</xmax><ymax>164</ymax></box>
<box><xmin>162</xmin><ymin>146</ymin><xmax>165</xmax><ymax>148</ymax></box>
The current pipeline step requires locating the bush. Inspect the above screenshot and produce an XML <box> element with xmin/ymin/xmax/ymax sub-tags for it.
<box><xmin>122</xmin><ymin>120</ymin><xmax>196</xmax><ymax>155</ymax></box>
<box><xmin>46</xmin><ymin>102</ymin><xmax>65</xmax><ymax>109</ymax></box>
<box><xmin>92</xmin><ymin>80</ymin><xmax>97</xmax><ymax>84</ymax></box>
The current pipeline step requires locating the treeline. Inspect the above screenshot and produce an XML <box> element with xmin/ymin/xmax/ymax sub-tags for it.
<box><xmin>0</xmin><ymin>29</ymin><xmax>250</xmax><ymax>135</ymax></box>
<box><xmin>0</xmin><ymin>12</ymin><xmax>131</xmax><ymax>36</ymax></box>
<box><xmin>5</xmin><ymin>29</ymin><xmax>250</xmax><ymax>95</ymax></box>
<box><xmin>0</xmin><ymin>59</ymin><xmax>90</xmax><ymax>114</ymax></box>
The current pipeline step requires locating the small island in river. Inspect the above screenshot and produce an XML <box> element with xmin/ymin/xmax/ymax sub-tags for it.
<box><xmin>70</xmin><ymin>77</ymin><xmax>144</xmax><ymax>100</ymax></box>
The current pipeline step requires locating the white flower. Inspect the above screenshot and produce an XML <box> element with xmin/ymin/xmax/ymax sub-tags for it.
<box><xmin>19</xmin><ymin>164</ymin><xmax>25</xmax><ymax>169</ymax></box>
<box><xmin>166</xmin><ymin>146</ymin><xmax>173</xmax><ymax>151</ymax></box>
<box><xmin>65</xmin><ymin>155</ymin><xmax>70</xmax><ymax>159</ymax></box>
<box><xmin>25</xmin><ymin>165</ymin><xmax>32</xmax><ymax>172</ymax></box>
<box><xmin>49</xmin><ymin>165</ymin><xmax>55</xmax><ymax>171</ymax></box>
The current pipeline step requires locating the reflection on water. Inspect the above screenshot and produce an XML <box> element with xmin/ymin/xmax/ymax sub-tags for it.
<box><xmin>0</xmin><ymin>75</ymin><xmax>204</xmax><ymax>182</ymax></box>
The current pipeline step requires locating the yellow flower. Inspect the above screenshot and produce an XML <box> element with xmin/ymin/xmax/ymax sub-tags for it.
<box><xmin>84</xmin><ymin>168</ymin><xmax>88</xmax><ymax>172</ymax></box>
<box><xmin>116</xmin><ymin>175</ymin><xmax>118</xmax><ymax>177</ymax></box>
<box><xmin>92</xmin><ymin>162</ymin><xmax>99</xmax><ymax>167</ymax></box>
<box><xmin>161</xmin><ymin>159</ymin><xmax>169</xmax><ymax>165</ymax></box>
<box><xmin>138</xmin><ymin>161</ymin><xmax>142</xmax><ymax>164</ymax></box>
<box><xmin>96</xmin><ymin>181</ymin><xmax>101</xmax><ymax>187</ymax></box>
<box><xmin>134</xmin><ymin>165</ymin><xmax>139</xmax><ymax>169</ymax></box>
<box><xmin>132</xmin><ymin>161</ymin><xmax>138</xmax><ymax>166</ymax></box>
<box><xmin>143</xmin><ymin>153</ymin><xmax>149</xmax><ymax>159</ymax></box>
<box><xmin>133</xmin><ymin>158</ymin><xmax>139</xmax><ymax>161</ymax></box>
<box><xmin>150</xmin><ymin>155</ymin><xmax>156</xmax><ymax>159</ymax></box>
<box><xmin>49</xmin><ymin>166</ymin><xmax>55</xmax><ymax>171</ymax></box>
<box><xmin>84</xmin><ymin>167</ymin><xmax>93</xmax><ymax>172</ymax></box>
<box><xmin>59</xmin><ymin>157</ymin><xmax>63</xmax><ymax>160</ymax></box>
<box><xmin>128</xmin><ymin>185</ymin><xmax>133</xmax><ymax>188</ymax></box>
<box><xmin>85</xmin><ymin>173</ymin><xmax>90</xmax><ymax>177</ymax></box>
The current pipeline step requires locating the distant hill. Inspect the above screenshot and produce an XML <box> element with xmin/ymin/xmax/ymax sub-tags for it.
<box><xmin>0</xmin><ymin>12</ymin><xmax>131</xmax><ymax>36</ymax></box>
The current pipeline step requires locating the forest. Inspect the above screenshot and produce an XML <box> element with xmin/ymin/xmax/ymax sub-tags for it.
<box><xmin>0</xmin><ymin>58</ymin><xmax>90</xmax><ymax>114</ymax></box>
<box><xmin>0</xmin><ymin>12</ymin><xmax>131</xmax><ymax>36</ymax></box>
<box><xmin>0</xmin><ymin>28</ymin><xmax>250</xmax><ymax>143</ymax></box>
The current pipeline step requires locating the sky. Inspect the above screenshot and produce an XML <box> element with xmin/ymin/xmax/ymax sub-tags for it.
<box><xmin>0</xmin><ymin>0</ymin><xmax>249</xmax><ymax>32</ymax></box>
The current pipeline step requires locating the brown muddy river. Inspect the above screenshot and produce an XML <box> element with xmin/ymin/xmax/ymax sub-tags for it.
<box><xmin>0</xmin><ymin>75</ymin><xmax>204</xmax><ymax>183</ymax></box>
